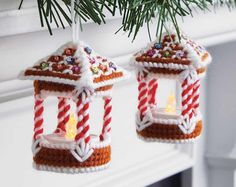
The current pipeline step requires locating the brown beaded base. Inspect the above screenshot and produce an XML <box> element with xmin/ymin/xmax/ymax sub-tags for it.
<box><xmin>137</xmin><ymin>120</ymin><xmax>202</xmax><ymax>143</ymax></box>
<box><xmin>33</xmin><ymin>145</ymin><xmax>111</xmax><ymax>173</ymax></box>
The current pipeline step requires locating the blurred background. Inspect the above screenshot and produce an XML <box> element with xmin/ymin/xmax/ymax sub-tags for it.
<box><xmin>0</xmin><ymin>1</ymin><xmax>236</xmax><ymax>187</ymax></box>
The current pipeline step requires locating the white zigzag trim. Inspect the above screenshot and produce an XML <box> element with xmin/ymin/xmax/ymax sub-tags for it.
<box><xmin>33</xmin><ymin>162</ymin><xmax>110</xmax><ymax>173</ymax></box>
<box><xmin>137</xmin><ymin>134</ymin><xmax>200</xmax><ymax>144</ymax></box>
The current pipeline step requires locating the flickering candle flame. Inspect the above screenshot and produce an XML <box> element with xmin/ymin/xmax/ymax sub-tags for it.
<box><xmin>65</xmin><ymin>114</ymin><xmax>77</xmax><ymax>140</ymax></box>
<box><xmin>165</xmin><ymin>92</ymin><xmax>176</xmax><ymax>114</ymax></box>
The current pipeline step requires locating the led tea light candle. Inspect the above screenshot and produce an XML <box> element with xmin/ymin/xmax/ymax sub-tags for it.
<box><xmin>65</xmin><ymin>114</ymin><xmax>77</xmax><ymax>140</ymax></box>
<box><xmin>165</xmin><ymin>92</ymin><xmax>176</xmax><ymax>114</ymax></box>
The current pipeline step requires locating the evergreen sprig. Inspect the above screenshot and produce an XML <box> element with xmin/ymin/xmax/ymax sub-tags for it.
<box><xmin>19</xmin><ymin>0</ymin><xmax>115</xmax><ymax>35</ymax></box>
<box><xmin>18</xmin><ymin>0</ymin><xmax>236</xmax><ymax>40</ymax></box>
<box><xmin>117</xmin><ymin>0</ymin><xmax>213</xmax><ymax>41</ymax></box>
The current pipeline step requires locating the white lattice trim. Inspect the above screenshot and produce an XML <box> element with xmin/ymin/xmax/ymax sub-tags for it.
<box><xmin>33</xmin><ymin>162</ymin><xmax>110</xmax><ymax>173</ymax></box>
<box><xmin>39</xmin><ymin>89</ymin><xmax>112</xmax><ymax>100</ymax></box>
<box><xmin>137</xmin><ymin>134</ymin><xmax>200</xmax><ymax>144</ymax></box>
<box><xmin>133</xmin><ymin>60</ymin><xmax>189</xmax><ymax>70</ymax></box>
<box><xmin>146</xmin><ymin>73</ymin><xmax>180</xmax><ymax>80</ymax></box>
<box><xmin>40</xmin><ymin>134</ymin><xmax>111</xmax><ymax>150</ymax></box>
<box><xmin>136</xmin><ymin>108</ymin><xmax>202</xmax><ymax>134</ymax></box>
<box><xmin>32</xmin><ymin>138</ymin><xmax>42</xmax><ymax>156</ymax></box>
<box><xmin>136</xmin><ymin>108</ymin><xmax>183</xmax><ymax>132</ymax></box>
<box><xmin>136</xmin><ymin>111</ymin><xmax>153</xmax><ymax>131</ymax></box>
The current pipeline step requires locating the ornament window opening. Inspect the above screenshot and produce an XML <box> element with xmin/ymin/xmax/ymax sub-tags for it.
<box><xmin>144</xmin><ymin>77</ymin><xmax>183</xmax><ymax>122</ymax></box>
<box><xmin>32</xmin><ymin>88</ymin><xmax>113</xmax><ymax>144</ymax></box>
<box><xmin>154</xmin><ymin>79</ymin><xmax>181</xmax><ymax>116</ymax></box>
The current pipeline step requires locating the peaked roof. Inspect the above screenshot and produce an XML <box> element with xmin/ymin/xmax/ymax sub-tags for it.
<box><xmin>132</xmin><ymin>31</ymin><xmax>212</xmax><ymax>72</ymax></box>
<box><xmin>19</xmin><ymin>42</ymin><xmax>129</xmax><ymax>90</ymax></box>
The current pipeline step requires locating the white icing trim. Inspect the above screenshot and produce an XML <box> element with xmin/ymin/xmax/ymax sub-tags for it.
<box><xmin>19</xmin><ymin>74</ymin><xmax>81</xmax><ymax>86</ymax></box>
<box><xmin>39</xmin><ymin>88</ymin><xmax>112</xmax><ymax>99</ymax></box>
<box><xmin>40</xmin><ymin>90</ymin><xmax>74</xmax><ymax>99</ymax></box>
<box><xmin>19</xmin><ymin>41</ymin><xmax>130</xmax><ymax>90</ymax></box>
<box><xmin>136</xmin><ymin>111</ymin><xmax>153</xmax><ymax>131</ymax></box>
<box><xmin>33</xmin><ymin>162</ymin><xmax>110</xmax><ymax>173</ymax></box>
<box><xmin>131</xmin><ymin>30</ymin><xmax>212</xmax><ymax>71</ymax></box>
<box><xmin>94</xmin><ymin>90</ymin><xmax>113</xmax><ymax>97</ymax></box>
<box><xmin>32</xmin><ymin>138</ymin><xmax>42</xmax><ymax>156</ymax></box>
<box><xmin>137</xmin><ymin>134</ymin><xmax>200</xmax><ymax>144</ymax></box>
<box><xmin>40</xmin><ymin>134</ymin><xmax>111</xmax><ymax>150</ymax></box>
<box><xmin>136</xmin><ymin>106</ymin><xmax>201</xmax><ymax>135</ymax></box>
<box><xmin>133</xmin><ymin>60</ymin><xmax>189</xmax><ymax>70</ymax></box>
<box><xmin>75</xmin><ymin>41</ymin><xmax>94</xmax><ymax>90</ymax></box>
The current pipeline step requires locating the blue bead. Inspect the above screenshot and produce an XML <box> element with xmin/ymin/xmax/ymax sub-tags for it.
<box><xmin>66</xmin><ymin>56</ymin><xmax>75</xmax><ymax>64</ymax></box>
<box><xmin>154</xmin><ymin>43</ymin><xmax>162</xmax><ymax>49</ymax></box>
<box><xmin>85</xmin><ymin>47</ymin><xmax>92</xmax><ymax>54</ymax></box>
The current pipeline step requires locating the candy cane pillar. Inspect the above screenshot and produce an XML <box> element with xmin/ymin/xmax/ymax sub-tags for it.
<box><xmin>33</xmin><ymin>95</ymin><xmax>44</xmax><ymax>140</ymax></box>
<box><xmin>181</xmin><ymin>77</ymin><xmax>194</xmax><ymax>121</ymax></box>
<box><xmin>75</xmin><ymin>91</ymin><xmax>91</xmax><ymax>145</ymax></box>
<box><xmin>192</xmin><ymin>79</ymin><xmax>200</xmax><ymax>116</ymax></box>
<box><xmin>82</xmin><ymin>94</ymin><xmax>91</xmax><ymax>144</ymax></box>
<box><xmin>148</xmin><ymin>78</ymin><xmax>158</xmax><ymax>105</ymax></box>
<box><xmin>137</xmin><ymin>73</ymin><xmax>148</xmax><ymax>118</ymax></box>
<box><xmin>100</xmin><ymin>97</ymin><xmax>112</xmax><ymax>141</ymax></box>
<box><xmin>55</xmin><ymin>97</ymin><xmax>70</xmax><ymax>133</ymax></box>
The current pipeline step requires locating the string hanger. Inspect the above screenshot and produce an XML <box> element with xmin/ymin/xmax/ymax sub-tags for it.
<box><xmin>71</xmin><ymin>0</ymin><xmax>80</xmax><ymax>43</ymax></box>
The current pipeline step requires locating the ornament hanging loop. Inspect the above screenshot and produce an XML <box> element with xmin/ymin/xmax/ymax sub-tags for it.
<box><xmin>71</xmin><ymin>0</ymin><xmax>80</xmax><ymax>43</ymax></box>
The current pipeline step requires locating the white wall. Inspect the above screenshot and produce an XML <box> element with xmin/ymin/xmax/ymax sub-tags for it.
<box><xmin>206</xmin><ymin>42</ymin><xmax>236</xmax><ymax>187</ymax></box>
<box><xmin>1</xmin><ymin>3</ymin><xmax>236</xmax><ymax>187</ymax></box>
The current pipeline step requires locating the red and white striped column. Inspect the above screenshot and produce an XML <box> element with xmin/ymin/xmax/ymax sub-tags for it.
<box><xmin>137</xmin><ymin>72</ymin><xmax>148</xmax><ymax>118</ymax></box>
<box><xmin>55</xmin><ymin>97</ymin><xmax>70</xmax><ymax>133</ymax></box>
<box><xmin>75</xmin><ymin>96</ymin><xmax>84</xmax><ymax>143</ymax></box>
<box><xmin>181</xmin><ymin>77</ymin><xmax>194</xmax><ymax>121</ymax></box>
<box><xmin>75</xmin><ymin>91</ymin><xmax>91</xmax><ymax>145</ymax></box>
<box><xmin>148</xmin><ymin>78</ymin><xmax>158</xmax><ymax>105</ymax></box>
<box><xmin>33</xmin><ymin>95</ymin><xmax>44</xmax><ymax>140</ymax></box>
<box><xmin>100</xmin><ymin>97</ymin><xmax>112</xmax><ymax>141</ymax></box>
<box><xmin>82</xmin><ymin>95</ymin><xmax>91</xmax><ymax>144</ymax></box>
<box><xmin>192</xmin><ymin>79</ymin><xmax>200</xmax><ymax>115</ymax></box>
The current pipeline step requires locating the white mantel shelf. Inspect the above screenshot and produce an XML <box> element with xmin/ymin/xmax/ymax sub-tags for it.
<box><xmin>1</xmin><ymin>6</ymin><xmax>236</xmax><ymax>103</ymax></box>
<box><xmin>1</xmin><ymin>6</ymin><xmax>236</xmax><ymax>46</ymax></box>
<box><xmin>1</xmin><ymin>4</ymin><xmax>236</xmax><ymax>187</ymax></box>
<box><xmin>0</xmin><ymin>87</ymin><xmax>193</xmax><ymax>187</ymax></box>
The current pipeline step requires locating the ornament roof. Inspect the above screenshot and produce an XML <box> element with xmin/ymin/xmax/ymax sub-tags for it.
<box><xmin>19</xmin><ymin>42</ymin><xmax>129</xmax><ymax>90</ymax></box>
<box><xmin>132</xmin><ymin>31</ymin><xmax>212</xmax><ymax>73</ymax></box>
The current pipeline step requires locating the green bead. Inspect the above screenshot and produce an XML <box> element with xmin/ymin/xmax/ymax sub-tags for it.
<box><xmin>91</xmin><ymin>66</ymin><xmax>99</xmax><ymax>74</ymax></box>
<box><xmin>41</xmin><ymin>62</ymin><xmax>49</xmax><ymax>69</ymax></box>
<box><xmin>163</xmin><ymin>51</ymin><xmax>170</xmax><ymax>57</ymax></box>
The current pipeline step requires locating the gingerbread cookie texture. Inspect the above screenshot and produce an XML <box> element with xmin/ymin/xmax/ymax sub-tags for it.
<box><xmin>131</xmin><ymin>30</ymin><xmax>212</xmax><ymax>143</ymax></box>
<box><xmin>132</xmin><ymin>32</ymin><xmax>211</xmax><ymax>77</ymax></box>
<box><xmin>19</xmin><ymin>41</ymin><xmax>129</xmax><ymax>173</ymax></box>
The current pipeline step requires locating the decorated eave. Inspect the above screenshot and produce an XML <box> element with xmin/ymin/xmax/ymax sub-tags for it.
<box><xmin>131</xmin><ymin>32</ymin><xmax>212</xmax><ymax>78</ymax></box>
<box><xmin>19</xmin><ymin>42</ymin><xmax>129</xmax><ymax>96</ymax></box>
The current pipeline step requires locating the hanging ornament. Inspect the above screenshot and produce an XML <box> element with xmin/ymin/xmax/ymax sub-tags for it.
<box><xmin>18</xmin><ymin>1</ymin><xmax>129</xmax><ymax>173</ymax></box>
<box><xmin>131</xmin><ymin>29</ymin><xmax>212</xmax><ymax>143</ymax></box>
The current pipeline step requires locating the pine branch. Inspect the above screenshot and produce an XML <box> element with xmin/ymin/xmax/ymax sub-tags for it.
<box><xmin>18</xmin><ymin>0</ymin><xmax>115</xmax><ymax>35</ymax></box>
<box><xmin>18</xmin><ymin>0</ymin><xmax>236</xmax><ymax>40</ymax></box>
<box><xmin>116</xmin><ymin>0</ymin><xmax>236</xmax><ymax>41</ymax></box>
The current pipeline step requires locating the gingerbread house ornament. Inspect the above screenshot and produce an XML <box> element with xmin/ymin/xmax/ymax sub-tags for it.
<box><xmin>19</xmin><ymin>42</ymin><xmax>129</xmax><ymax>173</ymax></box>
<box><xmin>131</xmin><ymin>31</ymin><xmax>212</xmax><ymax>143</ymax></box>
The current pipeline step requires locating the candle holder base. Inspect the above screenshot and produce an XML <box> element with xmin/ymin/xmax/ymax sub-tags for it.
<box><xmin>33</xmin><ymin>133</ymin><xmax>111</xmax><ymax>173</ymax></box>
<box><xmin>136</xmin><ymin>120</ymin><xmax>202</xmax><ymax>143</ymax></box>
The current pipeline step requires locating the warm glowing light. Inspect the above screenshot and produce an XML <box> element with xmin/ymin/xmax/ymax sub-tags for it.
<box><xmin>65</xmin><ymin>114</ymin><xmax>77</xmax><ymax>140</ymax></box>
<box><xmin>165</xmin><ymin>92</ymin><xmax>176</xmax><ymax>114</ymax></box>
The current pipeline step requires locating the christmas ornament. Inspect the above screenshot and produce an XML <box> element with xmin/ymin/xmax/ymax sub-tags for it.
<box><xmin>18</xmin><ymin>1</ymin><xmax>129</xmax><ymax>173</ymax></box>
<box><xmin>131</xmin><ymin>30</ymin><xmax>212</xmax><ymax>143</ymax></box>
<box><xmin>19</xmin><ymin>42</ymin><xmax>129</xmax><ymax>173</ymax></box>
